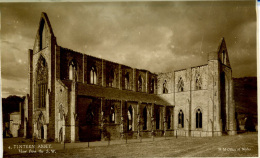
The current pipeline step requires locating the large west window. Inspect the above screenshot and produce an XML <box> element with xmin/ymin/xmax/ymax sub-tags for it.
<box><xmin>36</xmin><ymin>56</ymin><xmax>48</xmax><ymax>108</ymax></box>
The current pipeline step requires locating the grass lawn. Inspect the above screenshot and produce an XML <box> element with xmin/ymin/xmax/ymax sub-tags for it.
<box><xmin>3</xmin><ymin>132</ymin><xmax>258</xmax><ymax>157</ymax></box>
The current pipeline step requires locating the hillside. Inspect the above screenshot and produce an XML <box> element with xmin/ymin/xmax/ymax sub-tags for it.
<box><xmin>233</xmin><ymin>77</ymin><xmax>257</xmax><ymax>127</ymax></box>
<box><xmin>233</xmin><ymin>77</ymin><xmax>257</xmax><ymax>115</ymax></box>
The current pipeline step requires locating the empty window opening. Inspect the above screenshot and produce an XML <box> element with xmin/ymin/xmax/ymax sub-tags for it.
<box><xmin>195</xmin><ymin>73</ymin><xmax>202</xmax><ymax>90</ymax></box>
<box><xmin>163</xmin><ymin>80</ymin><xmax>168</xmax><ymax>94</ymax></box>
<box><xmin>138</xmin><ymin>76</ymin><xmax>143</xmax><ymax>92</ymax></box>
<box><xmin>178</xmin><ymin>77</ymin><xmax>184</xmax><ymax>92</ymax></box>
<box><xmin>196</xmin><ymin>109</ymin><xmax>202</xmax><ymax>128</ymax></box>
<box><xmin>110</xmin><ymin>106</ymin><xmax>115</xmax><ymax>123</ymax></box>
<box><xmin>125</xmin><ymin>72</ymin><xmax>130</xmax><ymax>90</ymax></box>
<box><xmin>178</xmin><ymin>110</ymin><xmax>184</xmax><ymax>128</ymax></box>
<box><xmin>90</xmin><ymin>66</ymin><xmax>97</xmax><ymax>84</ymax></box>
<box><xmin>107</xmin><ymin>69</ymin><xmax>116</xmax><ymax>87</ymax></box>
<box><xmin>69</xmin><ymin>60</ymin><xmax>77</xmax><ymax>81</ymax></box>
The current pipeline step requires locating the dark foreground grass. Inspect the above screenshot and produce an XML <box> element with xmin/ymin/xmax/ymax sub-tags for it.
<box><xmin>3</xmin><ymin>132</ymin><xmax>258</xmax><ymax>157</ymax></box>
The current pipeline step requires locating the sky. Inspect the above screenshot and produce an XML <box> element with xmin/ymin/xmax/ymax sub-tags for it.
<box><xmin>0</xmin><ymin>1</ymin><xmax>257</xmax><ymax>98</ymax></box>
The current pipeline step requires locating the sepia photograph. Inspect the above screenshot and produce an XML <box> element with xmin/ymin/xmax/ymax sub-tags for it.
<box><xmin>1</xmin><ymin>0</ymin><xmax>258</xmax><ymax>157</ymax></box>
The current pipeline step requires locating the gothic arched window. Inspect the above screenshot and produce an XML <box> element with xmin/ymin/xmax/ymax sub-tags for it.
<box><xmin>178</xmin><ymin>110</ymin><xmax>184</xmax><ymax>128</ymax></box>
<box><xmin>69</xmin><ymin>60</ymin><xmax>77</xmax><ymax>81</ymax></box>
<box><xmin>90</xmin><ymin>66</ymin><xmax>97</xmax><ymax>84</ymax></box>
<box><xmin>127</xmin><ymin>106</ymin><xmax>133</xmax><ymax>131</ymax></box>
<box><xmin>107</xmin><ymin>69</ymin><xmax>116</xmax><ymax>87</ymax></box>
<box><xmin>178</xmin><ymin>77</ymin><xmax>184</xmax><ymax>92</ymax></box>
<box><xmin>37</xmin><ymin>56</ymin><xmax>48</xmax><ymax>108</ymax></box>
<box><xmin>143</xmin><ymin>107</ymin><xmax>147</xmax><ymax>130</ymax></box>
<box><xmin>196</xmin><ymin>109</ymin><xmax>202</xmax><ymax>128</ymax></box>
<box><xmin>125</xmin><ymin>72</ymin><xmax>130</xmax><ymax>90</ymax></box>
<box><xmin>138</xmin><ymin>76</ymin><xmax>143</xmax><ymax>92</ymax></box>
<box><xmin>109</xmin><ymin>106</ymin><xmax>115</xmax><ymax>123</ymax></box>
<box><xmin>195</xmin><ymin>73</ymin><xmax>202</xmax><ymax>90</ymax></box>
<box><xmin>163</xmin><ymin>80</ymin><xmax>168</xmax><ymax>94</ymax></box>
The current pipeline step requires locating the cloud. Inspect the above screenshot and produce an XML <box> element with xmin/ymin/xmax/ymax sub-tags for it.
<box><xmin>0</xmin><ymin>1</ymin><xmax>256</xmax><ymax>97</ymax></box>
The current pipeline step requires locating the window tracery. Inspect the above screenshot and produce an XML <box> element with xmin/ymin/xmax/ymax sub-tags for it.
<box><xmin>178</xmin><ymin>77</ymin><xmax>184</xmax><ymax>92</ymax></box>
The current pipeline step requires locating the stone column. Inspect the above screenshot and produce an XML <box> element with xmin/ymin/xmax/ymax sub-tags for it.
<box><xmin>69</xmin><ymin>80</ymin><xmax>77</xmax><ymax>142</ymax></box>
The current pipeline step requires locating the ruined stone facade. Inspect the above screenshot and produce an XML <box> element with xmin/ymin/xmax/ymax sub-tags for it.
<box><xmin>24</xmin><ymin>13</ymin><xmax>236</xmax><ymax>142</ymax></box>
